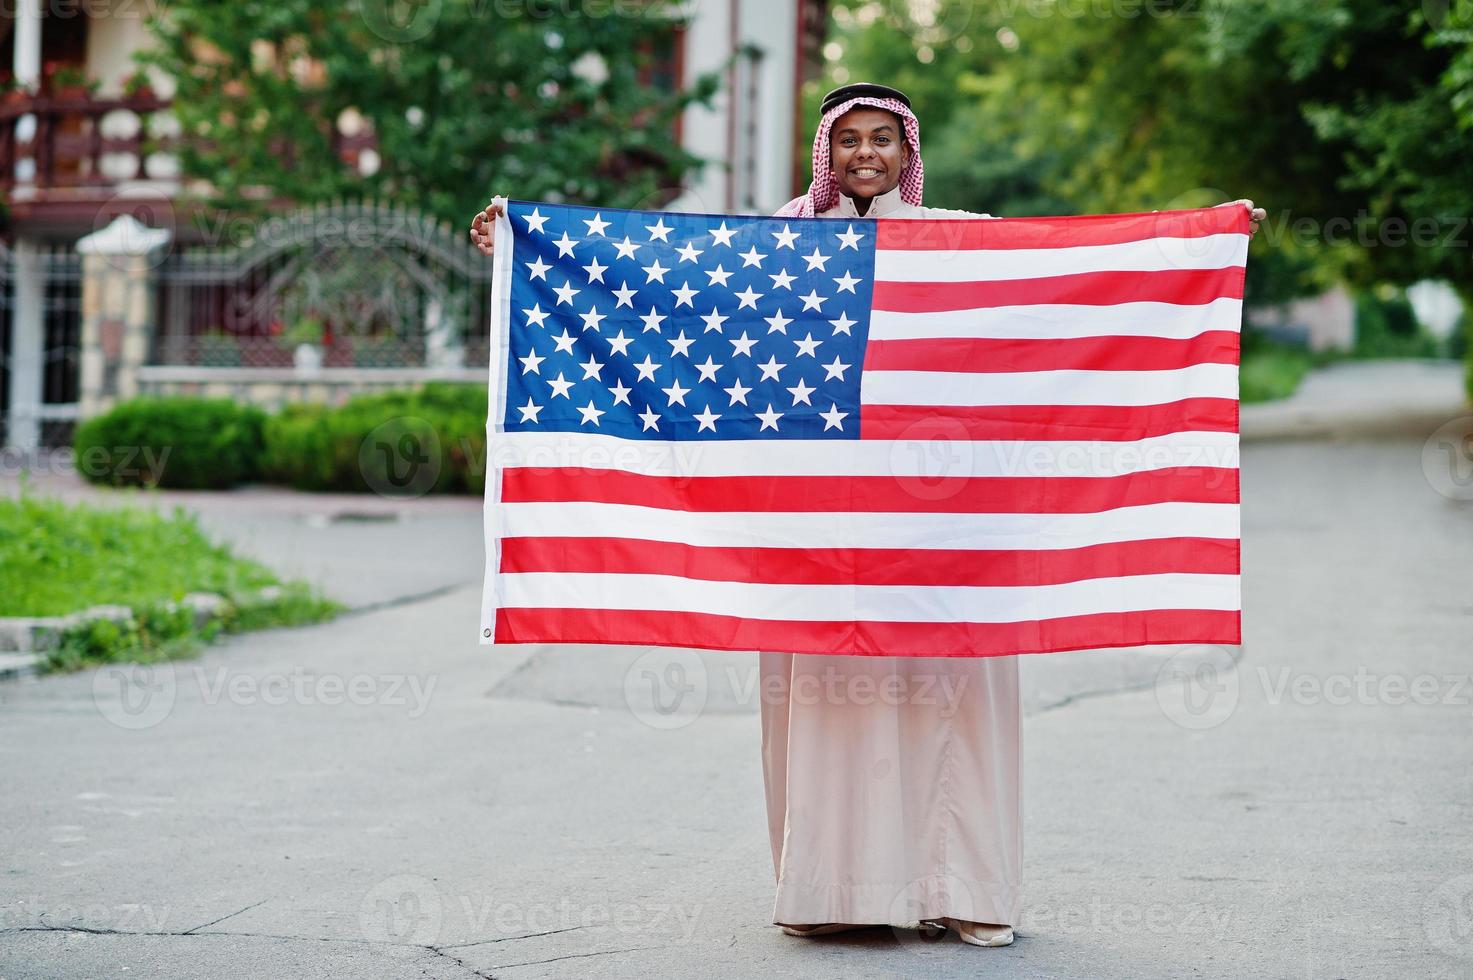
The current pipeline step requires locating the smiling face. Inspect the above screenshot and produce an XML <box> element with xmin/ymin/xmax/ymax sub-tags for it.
<box><xmin>829</xmin><ymin>107</ymin><xmax>912</xmax><ymax>202</ymax></box>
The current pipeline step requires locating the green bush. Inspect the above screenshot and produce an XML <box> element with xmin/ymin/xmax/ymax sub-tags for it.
<box><xmin>262</xmin><ymin>383</ymin><xmax>487</xmax><ymax>495</ymax></box>
<box><xmin>1353</xmin><ymin>289</ymin><xmax>1441</xmax><ymax>359</ymax></box>
<box><xmin>73</xmin><ymin>397</ymin><xmax>266</xmax><ymax>489</ymax></box>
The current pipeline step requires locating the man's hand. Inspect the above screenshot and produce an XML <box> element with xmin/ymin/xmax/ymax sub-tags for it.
<box><xmin>470</xmin><ymin>198</ymin><xmax>505</xmax><ymax>256</ymax></box>
<box><xmin>1219</xmin><ymin>198</ymin><xmax>1266</xmax><ymax>238</ymax></box>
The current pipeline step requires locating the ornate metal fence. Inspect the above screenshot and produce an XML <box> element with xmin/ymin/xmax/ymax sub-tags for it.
<box><xmin>151</xmin><ymin>200</ymin><xmax>495</xmax><ymax>370</ymax></box>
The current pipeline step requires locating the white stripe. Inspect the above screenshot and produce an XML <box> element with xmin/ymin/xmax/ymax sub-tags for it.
<box><xmin>862</xmin><ymin>364</ymin><xmax>1238</xmax><ymax>407</ymax></box>
<box><xmin>868</xmin><ymin>298</ymin><xmax>1243</xmax><ymax>341</ymax></box>
<box><xmin>488</xmin><ymin>430</ymin><xmax>1240</xmax><ymax>477</ymax></box>
<box><xmin>876</xmin><ymin>235</ymin><xmax>1247</xmax><ymax>283</ymax></box>
<box><xmin>500</xmin><ymin>501</ymin><xmax>1240</xmax><ymax>550</ymax></box>
<box><xmin>498</xmin><ymin>571</ymin><xmax>1240</xmax><ymax>622</ymax></box>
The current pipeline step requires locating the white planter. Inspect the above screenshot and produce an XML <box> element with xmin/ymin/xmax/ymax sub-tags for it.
<box><xmin>293</xmin><ymin>342</ymin><xmax>323</xmax><ymax>375</ymax></box>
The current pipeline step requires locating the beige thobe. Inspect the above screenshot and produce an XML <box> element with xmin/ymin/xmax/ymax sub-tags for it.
<box><xmin>761</xmin><ymin>186</ymin><xmax>1022</xmax><ymax>927</ymax></box>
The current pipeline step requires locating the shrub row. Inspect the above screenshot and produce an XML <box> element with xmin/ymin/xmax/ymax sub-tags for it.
<box><xmin>72</xmin><ymin>383</ymin><xmax>487</xmax><ymax>494</ymax></box>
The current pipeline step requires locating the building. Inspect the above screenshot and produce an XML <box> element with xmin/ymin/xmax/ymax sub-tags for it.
<box><xmin>0</xmin><ymin>1</ymin><xmax>829</xmax><ymax>450</ymax></box>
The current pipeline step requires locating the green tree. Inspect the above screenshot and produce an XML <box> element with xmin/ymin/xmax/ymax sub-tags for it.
<box><xmin>137</xmin><ymin>1</ymin><xmax>718</xmax><ymax>229</ymax></box>
<box><xmin>821</xmin><ymin>0</ymin><xmax>1473</xmax><ymax>310</ymax></box>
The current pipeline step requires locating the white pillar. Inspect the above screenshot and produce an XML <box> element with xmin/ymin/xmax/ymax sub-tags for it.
<box><xmin>8</xmin><ymin>240</ymin><xmax>45</xmax><ymax>451</ymax></box>
<box><xmin>12</xmin><ymin>0</ymin><xmax>42</xmax><ymax>186</ymax></box>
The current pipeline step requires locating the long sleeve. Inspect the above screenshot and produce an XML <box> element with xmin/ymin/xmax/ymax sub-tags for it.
<box><xmin>918</xmin><ymin>206</ymin><xmax>997</xmax><ymax>220</ymax></box>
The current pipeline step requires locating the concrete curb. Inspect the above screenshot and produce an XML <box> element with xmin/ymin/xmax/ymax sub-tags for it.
<box><xmin>1240</xmin><ymin>402</ymin><xmax>1470</xmax><ymax>442</ymax></box>
<box><xmin>0</xmin><ymin>587</ymin><xmax>283</xmax><ymax>680</ymax></box>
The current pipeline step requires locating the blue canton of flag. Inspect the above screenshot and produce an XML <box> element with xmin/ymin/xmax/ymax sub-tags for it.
<box><xmin>501</xmin><ymin>201</ymin><xmax>876</xmax><ymax>440</ymax></box>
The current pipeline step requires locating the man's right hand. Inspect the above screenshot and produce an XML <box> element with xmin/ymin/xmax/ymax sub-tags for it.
<box><xmin>470</xmin><ymin>198</ymin><xmax>505</xmax><ymax>256</ymax></box>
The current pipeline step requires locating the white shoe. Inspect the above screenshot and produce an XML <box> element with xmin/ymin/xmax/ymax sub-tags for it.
<box><xmin>933</xmin><ymin>917</ymin><xmax>1014</xmax><ymax>947</ymax></box>
<box><xmin>778</xmin><ymin>922</ymin><xmax>867</xmax><ymax>937</ymax></box>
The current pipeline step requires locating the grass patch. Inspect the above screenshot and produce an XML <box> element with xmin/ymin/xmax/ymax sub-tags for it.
<box><xmin>0</xmin><ymin>493</ymin><xmax>340</xmax><ymax>671</ymax></box>
<box><xmin>1240</xmin><ymin>344</ymin><xmax>1316</xmax><ymax>404</ymax></box>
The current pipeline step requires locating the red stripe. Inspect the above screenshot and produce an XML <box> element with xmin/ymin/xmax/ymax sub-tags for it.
<box><xmin>872</xmin><ymin>267</ymin><xmax>1243</xmax><ymax>313</ymax></box>
<box><xmin>493</xmin><ymin>607</ymin><xmax>1242</xmax><ymax>657</ymax></box>
<box><xmin>500</xmin><ymin>536</ymin><xmax>1240</xmax><ymax>587</ymax></box>
<box><xmin>875</xmin><ymin>207</ymin><xmax>1249</xmax><ymax>251</ymax></box>
<box><xmin>864</xmin><ymin>330</ymin><xmax>1240</xmax><ymax>374</ymax></box>
<box><xmin>501</xmin><ymin>466</ymin><xmax>1238</xmax><ymax>514</ymax></box>
<box><xmin>859</xmin><ymin>399</ymin><xmax>1239</xmax><ymax>441</ymax></box>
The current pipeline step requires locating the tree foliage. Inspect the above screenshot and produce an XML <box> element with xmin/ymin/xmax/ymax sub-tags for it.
<box><xmin>819</xmin><ymin>0</ymin><xmax>1473</xmax><ymax>303</ymax></box>
<box><xmin>137</xmin><ymin>1</ymin><xmax>718</xmax><ymax>229</ymax></box>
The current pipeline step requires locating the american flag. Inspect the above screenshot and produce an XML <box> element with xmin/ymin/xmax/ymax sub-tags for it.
<box><xmin>479</xmin><ymin>200</ymin><xmax>1247</xmax><ymax>657</ymax></box>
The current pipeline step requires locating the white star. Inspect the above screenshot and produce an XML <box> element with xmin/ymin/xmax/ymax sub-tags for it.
<box><xmin>633</xmin><ymin>355</ymin><xmax>660</xmax><ymax>381</ymax></box>
<box><xmin>799</xmin><ymin>289</ymin><xmax>827</xmax><ymax>312</ymax></box>
<box><xmin>693</xmin><ymin>405</ymin><xmax>721</xmax><ymax>433</ymax></box>
<box><xmin>772</xmin><ymin>223</ymin><xmax>799</xmax><ymax>249</ymax></box>
<box><xmin>694</xmin><ymin>355</ymin><xmax>722</xmax><ymax>382</ymax></box>
<box><xmin>729</xmin><ymin>331</ymin><xmax>758</xmax><ymax>357</ymax></box>
<box><xmin>733</xmin><ymin>285</ymin><xmax>763</xmax><ymax>310</ymax></box>
<box><xmin>642</xmin><ymin>259</ymin><xmax>669</xmax><ymax>283</ymax></box>
<box><xmin>578</xmin><ymin>307</ymin><xmax>606</xmax><ymax>332</ymax></box>
<box><xmin>819</xmin><ymin>403</ymin><xmax>848</xmax><ymax>431</ymax></box>
<box><xmin>802</xmin><ymin>247</ymin><xmax>830</xmax><ymax>271</ymax></box>
<box><xmin>606</xmin><ymin>330</ymin><xmax>633</xmax><ymax>356</ymax></box>
<box><xmin>670</xmin><ymin>281</ymin><xmax>699</xmax><ymax>307</ymax></box>
<box><xmin>724</xmin><ymin>378</ymin><xmax>752</xmax><ymax>405</ymax></box>
<box><xmin>710</xmin><ymin>221</ymin><xmax>738</xmax><ymax>246</ymax></box>
<box><xmin>667</xmin><ymin>331</ymin><xmax>695</xmax><ymax>357</ymax></box>
<box><xmin>793</xmin><ymin>333</ymin><xmax>821</xmax><ymax>357</ymax></box>
<box><xmin>661</xmin><ymin>378</ymin><xmax>690</xmax><ymax>407</ymax></box>
<box><xmin>646</xmin><ymin>217</ymin><xmax>673</xmax><ymax>242</ymax></box>
<box><xmin>582</xmin><ymin>257</ymin><xmax>608</xmax><ymax>283</ymax></box>
<box><xmin>639</xmin><ymin>407</ymin><xmax>661</xmax><ymax>432</ymax></box>
<box><xmin>527</xmin><ymin>256</ymin><xmax>551</xmax><ymax>281</ymax></box>
<box><xmin>640</xmin><ymin>307</ymin><xmax>667</xmax><ymax>333</ymax></box>
<box><xmin>836</xmin><ymin>224</ymin><xmax>865</xmax><ymax>250</ymax></box>
<box><xmin>583</xmin><ymin>212</ymin><xmax>610</xmax><ymax>236</ymax></box>
<box><xmin>553</xmin><ymin>280</ymin><xmax>581</xmax><ymax>306</ymax></box>
<box><xmin>609</xmin><ymin>379</ymin><xmax>632</xmax><ymax>405</ymax></box>
<box><xmin>523</xmin><ymin>303</ymin><xmax>550</xmax><ymax>328</ymax></box>
<box><xmin>676</xmin><ymin>241</ymin><xmax>704</xmax><ymax>263</ymax></box>
<box><xmin>577</xmin><ymin>399</ymin><xmax>605</xmax><ymax>426</ymax></box>
<box><xmin>705</xmin><ymin>264</ymin><xmax>733</xmax><ymax>287</ymax></box>
<box><xmin>579</xmin><ymin>353</ymin><xmax>604</xmax><ymax>380</ymax></box>
<box><xmin>522</xmin><ymin>208</ymin><xmax>549</xmax><ymax>234</ymax></box>
<box><xmin>553</xmin><ymin>232</ymin><xmax>578</xmax><ymax>258</ymax></box>
<box><xmin>551</xmin><ymin>328</ymin><xmax>577</xmax><ymax>354</ymax></box>
<box><xmin>769</xmin><ymin>268</ymin><xmax>796</xmax><ymax>290</ymax></box>
<box><xmin>518</xmin><ymin>349</ymin><xmax>545</xmax><ymax>375</ymax></box>
<box><xmin>829</xmin><ymin>312</ymin><xmax>857</xmax><ymax>335</ymax></box>
<box><xmin>739</xmin><ymin>246</ymin><xmax>767</xmax><ymax>268</ymax></box>
<box><xmin>613</xmin><ymin>236</ymin><xmax>642</xmax><ymax>260</ymax></box>
<box><xmin>764</xmin><ymin>309</ymin><xmax>792</xmax><ymax>334</ymax></box>
<box><xmin>755</xmin><ymin>404</ymin><xmax>783</xmax><ymax>432</ymax></box>
<box><xmin>786</xmin><ymin>378</ymin><xmax>816</xmax><ymax>405</ymax></box>
<box><xmin>758</xmin><ymin>355</ymin><xmax>786</xmax><ymax>381</ymax></box>
<box><xmin>822</xmin><ymin>356</ymin><xmax>851</xmax><ymax>381</ymax></box>
<box><xmin>833</xmin><ymin>271</ymin><xmax>861</xmax><ymax>293</ymax></box>
<box><xmin>517</xmin><ymin>397</ymin><xmax>544</xmax><ymax>423</ymax></box>
<box><xmin>700</xmin><ymin>307</ymin><xmax>728</xmax><ymax>333</ymax></box>
<box><xmin>612</xmin><ymin>280</ymin><xmax>637</xmax><ymax>308</ymax></box>
<box><xmin>546</xmin><ymin>372</ymin><xmax>574</xmax><ymax>399</ymax></box>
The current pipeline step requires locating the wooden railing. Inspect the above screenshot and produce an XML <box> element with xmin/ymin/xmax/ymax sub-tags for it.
<box><xmin>0</xmin><ymin>92</ymin><xmax>175</xmax><ymax>190</ymax></box>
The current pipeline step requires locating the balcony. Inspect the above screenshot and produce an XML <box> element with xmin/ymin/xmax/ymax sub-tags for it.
<box><xmin>1</xmin><ymin>89</ymin><xmax>178</xmax><ymax>233</ymax></box>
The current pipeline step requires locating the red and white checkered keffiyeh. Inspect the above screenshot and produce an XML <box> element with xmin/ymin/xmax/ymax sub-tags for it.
<box><xmin>775</xmin><ymin>96</ymin><xmax>924</xmax><ymax>218</ymax></box>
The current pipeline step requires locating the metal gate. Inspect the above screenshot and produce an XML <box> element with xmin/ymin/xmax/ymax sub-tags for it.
<box><xmin>0</xmin><ymin>241</ymin><xmax>83</xmax><ymax>450</ymax></box>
